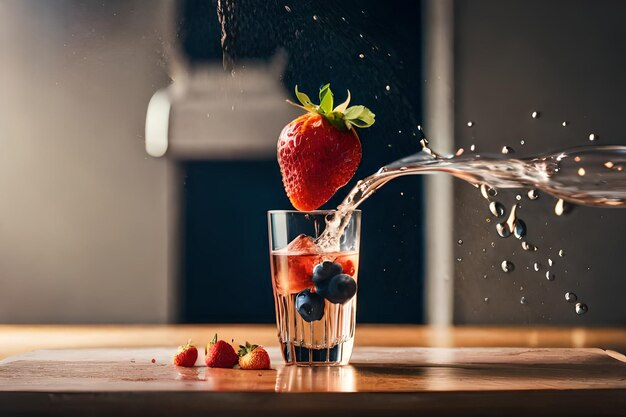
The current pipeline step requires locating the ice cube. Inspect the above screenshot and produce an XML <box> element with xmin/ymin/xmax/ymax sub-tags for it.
<box><xmin>284</xmin><ymin>234</ymin><xmax>320</xmax><ymax>254</ymax></box>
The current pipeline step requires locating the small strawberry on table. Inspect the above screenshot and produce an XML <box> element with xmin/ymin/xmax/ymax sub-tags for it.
<box><xmin>173</xmin><ymin>340</ymin><xmax>198</xmax><ymax>367</ymax></box>
<box><xmin>238</xmin><ymin>342</ymin><xmax>271</xmax><ymax>370</ymax></box>
<box><xmin>205</xmin><ymin>334</ymin><xmax>239</xmax><ymax>368</ymax></box>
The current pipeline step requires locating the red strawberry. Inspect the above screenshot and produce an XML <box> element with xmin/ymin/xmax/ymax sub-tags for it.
<box><xmin>205</xmin><ymin>334</ymin><xmax>238</xmax><ymax>368</ymax></box>
<box><xmin>278</xmin><ymin>84</ymin><xmax>375</xmax><ymax>211</ymax></box>
<box><xmin>173</xmin><ymin>339</ymin><xmax>198</xmax><ymax>367</ymax></box>
<box><xmin>238</xmin><ymin>342</ymin><xmax>271</xmax><ymax>370</ymax></box>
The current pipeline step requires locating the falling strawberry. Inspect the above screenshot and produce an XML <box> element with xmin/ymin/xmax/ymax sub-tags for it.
<box><xmin>205</xmin><ymin>334</ymin><xmax>239</xmax><ymax>368</ymax></box>
<box><xmin>173</xmin><ymin>339</ymin><xmax>198</xmax><ymax>367</ymax></box>
<box><xmin>238</xmin><ymin>342</ymin><xmax>271</xmax><ymax>370</ymax></box>
<box><xmin>278</xmin><ymin>84</ymin><xmax>375</xmax><ymax>211</ymax></box>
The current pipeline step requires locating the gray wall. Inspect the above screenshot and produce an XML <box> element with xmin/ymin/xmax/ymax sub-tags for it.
<box><xmin>0</xmin><ymin>0</ymin><xmax>171</xmax><ymax>323</ymax></box>
<box><xmin>453</xmin><ymin>0</ymin><xmax>626</xmax><ymax>324</ymax></box>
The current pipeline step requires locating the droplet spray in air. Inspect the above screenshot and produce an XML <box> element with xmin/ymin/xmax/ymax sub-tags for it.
<box><xmin>513</xmin><ymin>219</ymin><xmax>526</xmax><ymax>239</ymax></box>
<box><xmin>575</xmin><ymin>303</ymin><xmax>588</xmax><ymax>315</ymax></box>
<box><xmin>501</xmin><ymin>260</ymin><xmax>514</xmax><ymax>272</ymax></box>
<box><xmin>496</xmin><ymin>223</ymin><xmax>511</xmax><ymax>238</ymax></box>
<box><xmin>555</xmin><ymin>199</ymin><xmax>566</xmax><ymax>216</ymax></box>
<box><xmin>489</xmin><ymin>201</ymin><xmax>505</xmax><ymax>217</ymax></box>
<box><xmin>480</xmin><ymin>184</ymin><xmax>497</xmax><ymax>200</ymax></box>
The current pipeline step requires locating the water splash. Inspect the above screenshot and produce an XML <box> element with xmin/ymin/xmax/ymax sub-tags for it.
<box><xmin>316</xmin><ymin>144</ymin><xmax>626</xmax><ymax>251</ymax></box>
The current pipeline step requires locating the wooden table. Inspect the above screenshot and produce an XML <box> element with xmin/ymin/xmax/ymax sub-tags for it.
<box><xmin>1</xmin><ymin>325</ymin><xmax>626</xmax><ymax>416</ymax></box>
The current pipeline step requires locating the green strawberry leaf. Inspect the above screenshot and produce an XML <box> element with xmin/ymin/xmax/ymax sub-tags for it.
<box><xmin>238</xmin><ymin>341</ymin><xmax>259</xmax><ymax>356</ymax></box>
<box><xmin>294</xmin><ymin>85</ymin><xmax>316</xmax><ymax>111</ymax></box>
<box><xmin>318</xmin><ymin>83</ymin><xmax>333</xmax><ymax>114</ymax></box>
<box><xmin>334</xmin><ymin>90</ymin><xmax>351</xmax><ymax>113</ymax></box>
<box><xmin>343</xmin><ymin>105</ymin><xmax>365</xmax><ymax>119</ymax></box>
<box><xmin>345</xmin><ymin>105</ymin><xmax>375</xmax><ymax>128</ymax></box>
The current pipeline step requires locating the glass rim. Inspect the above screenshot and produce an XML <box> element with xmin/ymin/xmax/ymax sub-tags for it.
<box><xmin>267</xmin><ymin>209</ymin><xmax>361</xmax><ymax>215</ymax></box>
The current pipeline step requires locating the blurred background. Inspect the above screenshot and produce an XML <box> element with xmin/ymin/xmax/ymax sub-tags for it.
<box><xmin>0</xmin><ymin>0</ymin><xmax>624</xmax><ymax>326</ymax></box>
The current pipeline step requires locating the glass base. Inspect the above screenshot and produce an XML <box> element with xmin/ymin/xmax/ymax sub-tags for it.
<box><xmin>281</xmin><ymin>338</ymin><xmax>354</xmax><ymax>366</ymax></box>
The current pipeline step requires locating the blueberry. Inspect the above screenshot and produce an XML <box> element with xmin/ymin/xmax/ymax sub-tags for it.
<box><xmin>314</xmin><ymin>279</ymin><xmax>331</xmax><ymax>299</ymax></box>
<box><xmin>325</xmin><ymin>274</ymin><xmax>357</xmax><ymax>304</ymax></box>
<box><xmin>295</xmin><ymin>289</ymin><xmax>325</xmax><ymax>322</ymax></box>
<box><xmin>312</xmin><ymin>261</ymin><xmax>343</xmax><ymax>285</ymax></box>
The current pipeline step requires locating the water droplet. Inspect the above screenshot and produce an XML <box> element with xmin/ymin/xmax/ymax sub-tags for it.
<box><xmin>455</xmin><ymin>148</ymin><xmax>465</xmax><ymax>156</ymax></box>
<box><xmin>527</xmin><ymin>189</ymin><xmax>539</xmax><ymax>200</ymax></box>
<box><xmin>501</xmin><ymin>146</ymin><xmax>515</xmax><ymax>154</ymax></box>
<box><xmin>520</xmin><ymin>140</ymin><xmax>525</xmax><ymax>145</ymax></box>
<box><xmin>578</xmin><ymin>167</ymin><xmax>586</xmax><ymax>176</ymax></box>
<box><xmin>513</xmin><ymin>219</ymin><xmax>526</xmax><ymax>239</ymax></box>
<box><xmin>483</xmin><ymin>274</ymin><xmax>488</xmax><ymax>279</ymax></box>
<box><xmin>605</xmin><ymin>161</ymin><xmax>614</xmax><ymax>169</ymax></box>
<box><xmin>496</xmin><ymin>223</ymin><xmax>511</xmax><ymax>238</ymax></box>
<box><xmin>484</xmin><ymin>297</ymin><xmax>489</xmax><ymax>303</ymax></box>
<box><xmin>533</xmin><ymin>262</ymin><xmax>541</xmax><ymax>272</ymax></box>
<box><xmin>491</xmin><ymin>242</ymin><xmax>496</xmax><ymax>248</ymax></box>
<box><xmin>521</xmin><ymin>241</ymin><xmax>535</xmax><ymax>251</ymax></box>
<box><xmin>284</xmin><ymin>5</ymin><xmax>291</xmax><ymax>12</ymax></box>
<box><xmin>467</xmin><ymin>121</ymin><xmax>474</xmax><ymax>127</ymax></box>
<box><xmin>358</xmin><ymin>53</ymin><xmax>365</xmax><ymax>59</ymax></box>
<box><xmin>562</xmin><ymin>121</ymin><xmax>569</xmax><ymax>127</ymax></box>
<box><xmin>548</xmin><ymin>258</ymin><xmax>554</xmax><ymax>267</ymax></box>
<box><xmin>545</xmin><ymin>271</ymin><xmax>555</xmax><ymax>281</ymax></box>
<box><xmin>520</xmin><ymin>296</ymin><xmax>527</xmax><ymax>305</ymax></box>
<box><xmin>588</xmin><ymin>133</ymin><xmax>597</xmax><ymax>141</ymax></box>
<box><xmin>565</xmin><ymin>292</ymin><xmax>577</xmax><ymax>303</ymax></box>
<box><xmin>558</xmin><ymin>249</ymin><xmax>565</xmax><ymax>257</ymax></box>
<box><xmin>482</xmin><ymin>248</ymin><xmax>487</xmax><ymax>253</ymax></box>
<box><xmin>312</xmin><ymin>14</ymin><xmax>319</xmax><ymax>21</ymax></box>
<box><xmin>480</xmin><ymin>184</ymin><xmax>497</xmax><ymax>199</ymax></box>
<box><xmin>515</xmin><ymin>194</ymin><xmax>522</xmax><ymax>201</ymax></box>
<box><xmin>385</xmin><ymin>85</ymin><xmax>390</xmax><ymax>91</ymax></box>
<box><xmin>457</xmin><ymin>257</ymin><xmax>463</xmax><ymax>262</ymax></box>
<box><xmin>457</xmin><ymin>239</ymin><xmax>463</xmax><ymax>245</ymax></box>
<box><xmin>531</xmin><ymin>111</ymin><xmax>540</xmax><ymax>119</ymax></box>
<box><xmin>501</xmin><ymin>260</ymin><xmax>514</xmax><ymax>272</ymax></box>
<box><xmin>575</xmin><ymin>303</ymin><xmax>588</xmax><ymax>315</ymax></box>
<box><xmin>554</xmin><ymin>199</ymin><xmax>573</xmax><ymax>216</ymax></box>
<box><xmin>489</xmin><ymin>201</ymin><xmax>505</xmax><ymax>217</ymax></box>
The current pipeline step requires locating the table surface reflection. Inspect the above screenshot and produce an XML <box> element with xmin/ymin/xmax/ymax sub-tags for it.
<box><xmin>2</xmin><ymin>325</ymin><xmax>626</xmax><ymax>416</ymax></box>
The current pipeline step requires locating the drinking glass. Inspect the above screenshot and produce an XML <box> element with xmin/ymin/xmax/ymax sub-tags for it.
<box><xmin>268</xmin><ymin>210</ymin><xmax>361</xmax><ymax>366</ymax></box>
